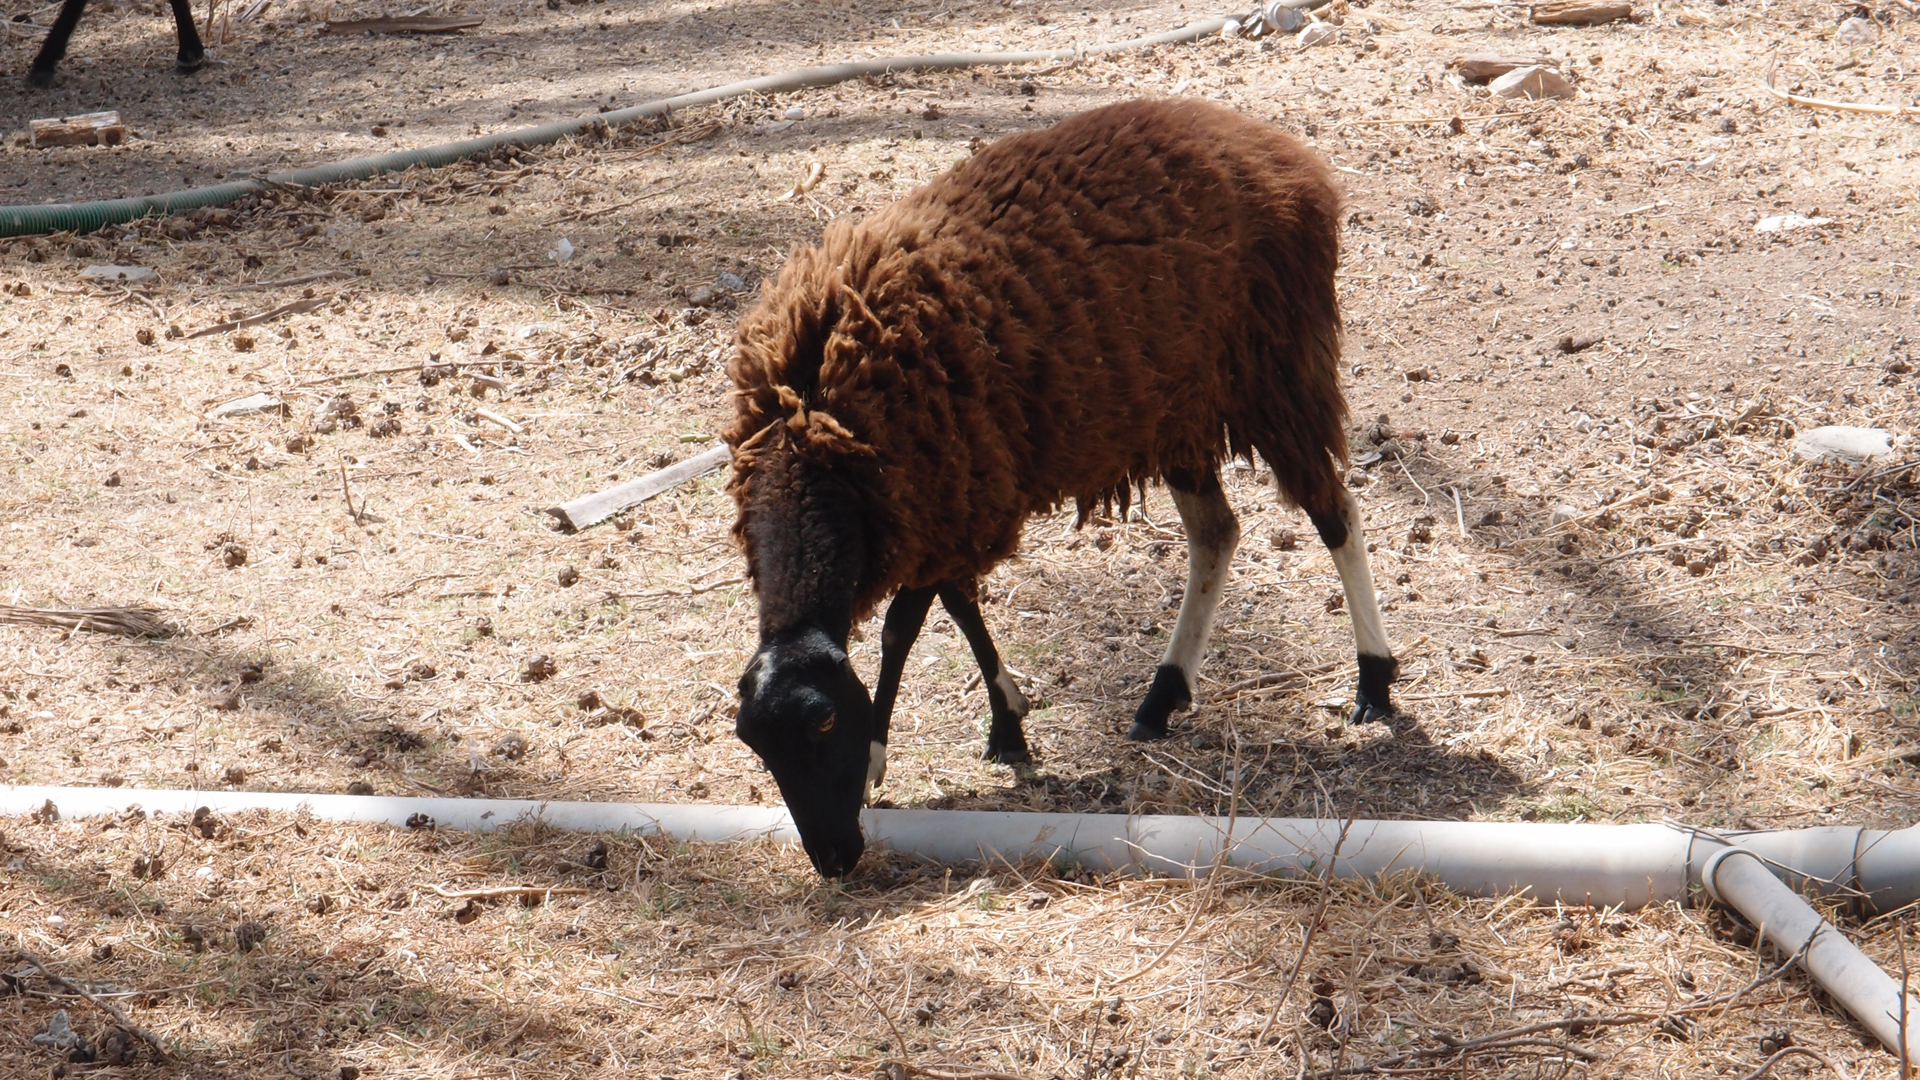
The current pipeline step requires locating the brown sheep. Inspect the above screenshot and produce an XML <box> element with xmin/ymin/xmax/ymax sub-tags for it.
<box><xmin>726</xmin><ymin>98</ymin><xmax>1396</xmax><ymax>878</ymax></box>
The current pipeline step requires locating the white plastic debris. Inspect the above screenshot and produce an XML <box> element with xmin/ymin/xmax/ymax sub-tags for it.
<box><xmin>1756</xmin><ymin>214</ymin><xmax>1831</xmax><ymax>233</ymax></box>
<box><xmin>1222</xmin><ymin>17</ymin><xmax>1243</xmax><ymax>36</ymax></box>
<box><xmin>1489</xmin><ymin>65</ymin><xmax>1576</xmax><ymax>100</ymax></box>
<box><xmin>1297</xmin><ymin>21</ymin><xmax>1337</xmax><ymax>47</ymax></box>
<box><xmin>1794</xmin><ymin>425</ymin><xmax>1895</xmax><ymax>464</ymax></box>
<box><xmin>80</xmin><ymin>264</ymin><xmax>155</xmax><ymax>282</ymax></box>
<box><xmin>1835</xmin><ymin>16</ymin><xmax>1877</xmax><ymax>46</ymax></box>
<box><xmin>1550</xmin><ymin>504</ymin><xmax>1581</xmax><ymax>527</ymax></box>
<box><xmin>1263</xmin><ymin>2</ymin><xmax>1307</xmax><ymax>32</ymax></box>
<box><xmin>784</xmin><ymin>105</ymin><xmax>804</xmax><ymax>120</ymax></box>
<box><xmin>206</xmin><ymin>392</ymin><xmax>286</xmax><ymax>420</ymax></box>
<box><xmin>548</xmin><ymin>237</ymin><xmax>574</xmax><ymax>262</ymax></box>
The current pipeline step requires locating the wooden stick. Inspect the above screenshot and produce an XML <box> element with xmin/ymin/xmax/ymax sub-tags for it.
<box><xmin>237</xmin><ymin>270</ymin><xmax>351</xmax><ymax>291</ymax></box>
<box><xmin>185</xmin><ymin>297</ymin><xmax>328</xmax><ymax>339</ymax></box>
<box><xmin>14</xmin><ymin>950</ymin><xmax>170</xmax><ymax>1062</ymax></box>
<box><xmin>428</xmin><ymin>884</ymin><xmax>590</xmax><ymax>899</ymax></box>
<box><xmin>544</xmin><ymin>444</ymin><xmax>732</xmax><ymax>532</ymax></box>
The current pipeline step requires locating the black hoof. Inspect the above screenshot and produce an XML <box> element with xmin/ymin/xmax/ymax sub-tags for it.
<box><xmin>1128</xmin><ymin>664</ymin><xmax>1191</xmax><ymax>742</ymax></box>
<box><xmin>26</xmin><ymin>67</ymin><xmax>56</xmax><ymax>88</ymax></box>
<box><xmin>985</xmin><ymin>743</ymin><xmax>1031</xmax><ymax>765</ymax></box>
<box><xmin>176</xmin><ymin>53</ymin><xmax>208</xmax><ymax>74</ymax></box>
<box><xmin>1349</xmin><ymin>653</ymin><xmax>1399</xmax><ymax>725</ymax></box>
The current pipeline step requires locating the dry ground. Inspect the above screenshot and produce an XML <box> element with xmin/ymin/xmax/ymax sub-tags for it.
<box><xmin>3</xmin><ymin>0</ymin><xmax>1920</xmax><ymax>1075</ymax></box>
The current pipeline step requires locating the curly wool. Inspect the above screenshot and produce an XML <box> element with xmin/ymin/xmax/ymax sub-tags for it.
<box><xmin>727</xmin><ymin>98</ymin><xmax>1349</xmax><ymax>629</ymax></box>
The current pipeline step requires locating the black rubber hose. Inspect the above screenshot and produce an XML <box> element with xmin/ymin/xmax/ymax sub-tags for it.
<box><xmin>0</xmin><ymin>15</ymin><xmax>1240</xmax><ymax>238</ymax></box>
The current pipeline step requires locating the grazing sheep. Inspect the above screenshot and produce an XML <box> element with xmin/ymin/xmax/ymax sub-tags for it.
<box><xmin>727</xmin><ymin>98</ymin><xmax>1396</xmax><ymax>878</ymax></box>
<box><xmin>27</xmin><ymin>0</ymin><xmax>206</xmax><ymax>87</ymax></box>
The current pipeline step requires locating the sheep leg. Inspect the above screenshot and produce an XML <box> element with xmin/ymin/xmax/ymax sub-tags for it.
<box><xmin>1129</xmin><ymin>469</ymin><xmax>1240</xmax><ymax>742</ymax></box>
<box><xmin>164</xmin><ymin>0</ymin><xmax>208</xmax><ymax>73</ymax></box>
<box><xmin>937</xmin><ymin>582</ymin><xmax>1031</xmax><ymax>764</ymax></box>
<box><xmin>1307</xmin><ymin>485</ymin><xmax>1398</xmax><ymax>724</ymax></box>
<box><xmin>26</xmin><ymin>0</ymin><xmax>86</xmax><ymax>87</ymax></box>
<box><xmin>869</xmin><ymin>585</ymin><xmax>937</xmax><ymax>793</ymax></box>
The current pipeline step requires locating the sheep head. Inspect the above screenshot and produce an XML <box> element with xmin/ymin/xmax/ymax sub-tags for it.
<box><xmin>735</xmin><ymin>626</ymin><xmax>875</xmax><ymax>878</ymax></box>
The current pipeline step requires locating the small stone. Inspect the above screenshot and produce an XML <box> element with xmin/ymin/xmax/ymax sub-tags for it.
<box><xmin>687</xmin><ymin>284</ymin><xmax>719</xmax><ymax>308</ymax></box>
<box><xmin>716</xmin><ymin>271</ymin><xmax>745</xmax><ymax>290</ymax></box>
<box><xmin>1835</xmin><ymin>16</ymin><xmax>1876</xmax><ymax>45</ymax></box>
<box><xmin>1756</xmin><ymin>214</ymin><xmax>1831</xmax><ymax>234</ymax></box>
<box><xmin>1297</xmin><ymin>20</ymin><xmax>1337</xmax><ymax>47</ymax></box>
<box><xmin>557</xmin><ymin>565</ymin><xmax>580</xmax><ymax>588</ymax></box>
<box><xmin>519</xmin><ymin>654</ymin><xmax>556</xmax><ymax>682</ymax></box>
<box><xmin>345</xmin><ymin>780</ymin><xmax>375</xmax><ymax>796</ymax></box>
<box><xmin>103</xmin><ymin>470</ymin><xmax>121</xmax><ymax>487</ymax></box>
<box><xmin>1489</xmin><ymin>65</ymin><xmax>1576</xmax><ymax>100</ymax></box>
<box><xmin>1270</xmin><ymin>528</ymin><xmax>1298</xmax><ymax>551</ymax></box>
<box><xmin>784</xmin><ymin>105</ymin><xmax>805</xmax><ymax>120</ymax></box>
<box><xmin>220</xmin><ymin>542</ymin><xmax>247</xmax><ymax>568</ymax></box>
<box><xmin>492</xmin><ymin>733</ymin><xmax>528</xmax><ymax>761</ymax></box>
<box><xmin>1550</xmin><ymin>504</ymin><xmax>1581</xmax><ymax>527</ymax></box>
<box><xmin>1794</xmin><ymin>425</ymin><xmax>1894</xmax><ymax>464</ymax></box>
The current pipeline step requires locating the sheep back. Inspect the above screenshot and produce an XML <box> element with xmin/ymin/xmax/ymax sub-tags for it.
<box><xmin>727</xmin><ymin>98</ymin><xmax>1348</xmax><ymax>625</ymax></box>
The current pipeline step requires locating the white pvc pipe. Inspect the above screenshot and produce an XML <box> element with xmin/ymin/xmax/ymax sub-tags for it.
<box><xmin>15</xmin><ymin>788</ymin><xmax>1914</xmax><ymax>1063</ymax></box>
<box><xmin>5</xmin><ymin>785</ymin><xmax>1917</xmax><ymax>909</ymax></box>
<box><xmin>1704</xmin><ymin>847</ymin><xmax>1920</xmax><ymax>1063</ymax></box>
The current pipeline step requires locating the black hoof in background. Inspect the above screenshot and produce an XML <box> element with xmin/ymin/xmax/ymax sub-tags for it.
<box><xmin>26</xmin><ymin>67</ymin><xmax>56</xmax><ymax>88</ymax></box>
<box><xmin>1128</xmin><ymin>664</ymin><xmax>1192</xmax><ymax>741</ymax></box>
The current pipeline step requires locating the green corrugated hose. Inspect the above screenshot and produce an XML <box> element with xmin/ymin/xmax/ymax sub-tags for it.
<box><xmin>1</xmin><ymin>17</ymin><xmax>1236</xmax><ymax>239</ymax></box>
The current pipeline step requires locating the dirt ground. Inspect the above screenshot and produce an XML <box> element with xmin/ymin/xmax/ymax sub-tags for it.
<box><xmin>2</xmin><ymin>0</ymin><xmax>1919</xmax><ymax>1075</ymax></box>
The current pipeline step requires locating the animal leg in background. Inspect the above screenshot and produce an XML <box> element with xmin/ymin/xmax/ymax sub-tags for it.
<box><xmin>1306</xmin><ymin>484</ymin><xmax>1397</xmax><ymax>724</ymax></box>
<box><xmin>28</xmin><ymin>0</ymin><xmax>205</xmax><ymax>87</ymax></box>
<box><xmin>868</xmin><ymin>584</ymin><xmax>937</xmax><ymax>794</ymax></box>
<box><xmin>936</xmin><ymin>582</ymin><xmax>1031</xmax><ymax>764</ymax></box>
<box><xmin>1129</xmin><ymin>468</ymin><xmax>1241</xmax><ymax>741</ymax></box>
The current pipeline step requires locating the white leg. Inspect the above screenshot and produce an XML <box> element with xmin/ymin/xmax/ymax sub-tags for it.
<box><xmin>1161</xmin><ymin>485</ymin><xmax>1241</xmax><ymax>680</ymax></box>
<box><xmin>1130</xmin><ymin>479</ymin><xmax>1239</xmax><ymax>740</ymax></box>
<box><xmin>1322</xmin><ymin>486</ymin><xmax>1396</xmax><ymax>720</ymax></box>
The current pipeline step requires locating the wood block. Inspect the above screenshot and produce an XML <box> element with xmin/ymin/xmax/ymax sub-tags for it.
<box><xmin>28</xmin><ymin>111</ymin><xmax>126</xmax><ymax>149</ymax></box>
<box><xmin>1531</xmin><ymin>0</ymin><xmax>1633</xmax><ymax>24</ymax></box>
<box><xmin>1454</xmin><ymin>53</ymin><xmax>1555</xmax><ymax>83</ymax></box>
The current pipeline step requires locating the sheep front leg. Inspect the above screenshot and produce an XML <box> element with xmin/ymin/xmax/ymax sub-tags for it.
<box><xmin>869</xmin><ymin>585</ymin><xmax>937</xmax><ymax>794</ymax></box>
<box><xmin>937</xmin><ymin>582</ymin><xmax>1031</xmax><ymax>764</ymax></box>
<box><xmin>164</xmin><ymin>0</ymin><xmax>208</xmax><ymax>72</ymax></box>
<box><xmin>1308</xmin><ymin>486</ymin><xmax>1398</xmax><ymax>724</ymax></box>
<box><xmin>1129</xmin><ymin>470</ymin><xmax>1239</xmax><ymax>741</ymax></box>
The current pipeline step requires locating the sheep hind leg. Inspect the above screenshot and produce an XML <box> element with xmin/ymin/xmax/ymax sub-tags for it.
<box><xmin>1306</xmin><ymin>485</ymin><xmax>1398</xmax><ymax>724</ymax></box>
<box><xmin>164</xmin><ymin>0</ymin><xmax>207</xmax><ymax>72</ymax></box>
<box><xmin>1128</xmin><ymin>468</ymin><xmax>1239</xmax><ymax>742</ymax></box>
<box><xmin>869</xmin><ymin>585</ymin><xmax>937</xmax><ymax>795</ymax></box>
<box><xmin>937</xmin><ymin>582</ymin><xmax>1031</xmax><ymax>764</ymax></box>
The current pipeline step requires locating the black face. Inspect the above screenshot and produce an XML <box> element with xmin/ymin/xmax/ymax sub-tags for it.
<box><xmin>736</xmin><ymin>626</ymin><xmax>876</xmax><ymax>878</ymax></box>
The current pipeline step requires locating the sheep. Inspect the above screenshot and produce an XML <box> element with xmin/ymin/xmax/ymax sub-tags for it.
<box><xmin>26</xmin><ymin>0</ymin><xmax>206</xmax><ymax>87</ymax></box>
<box><xmin>726</xmin><ymin>98</ymin><xmax>1397</xmax><ymax>879</ymax></box>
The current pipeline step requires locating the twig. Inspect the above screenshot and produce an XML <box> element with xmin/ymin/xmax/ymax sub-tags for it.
<box><xmin>0</xmin><ymin>604</ymin><xmax>176</xmax><ymax>638</ymax></box>
<box><xmin>236</xmin><ymin>270</ymin><xmax>351</xmax><ymax>291</ymax></box>
<box><xmin>294</xmin><ymin>359</ymin><xmax>488</xmax><ymax>388</ymax></box>
<box><xmin>1255</xmin><ymin>818</ymin><xmax>1354</xmax><ymax>1045</ymax></box>
<box><xmin>184</xmin><ymin>296</ymin><xmax>328</xmax><ymax>338</ymax></box>
<box><xmin>1734</xmin><ymin>1046</ymin><xmax>1856</xmax><ymax>1080</ymax></box>
<box><xmin>340</xmin><ymin>458</ymin><xmax>364</xmax><ymax>525</ymax></box>
<box><xmin>14</xmin><ymin>950</ymin><xmax>170</xmax><ymax>1062</ymax></box>
<box><xmin>1450</xmin><ymin>486</ymin><xmax>1468</xmax><ymax>539</ymax></box>
<box><xmin>547</xmin><ymin>179</ymin><xmax>695</xmax><ymax>223</ymax></box>
<box><xmin>602</xmin><ymin>576</ymin><xmax>748</xmax><ymax>603</ymax></box>
<box><xmin>428</xmin><ymin>884</ymin><xmax>591</xmax><ymax>899</ymax></box>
